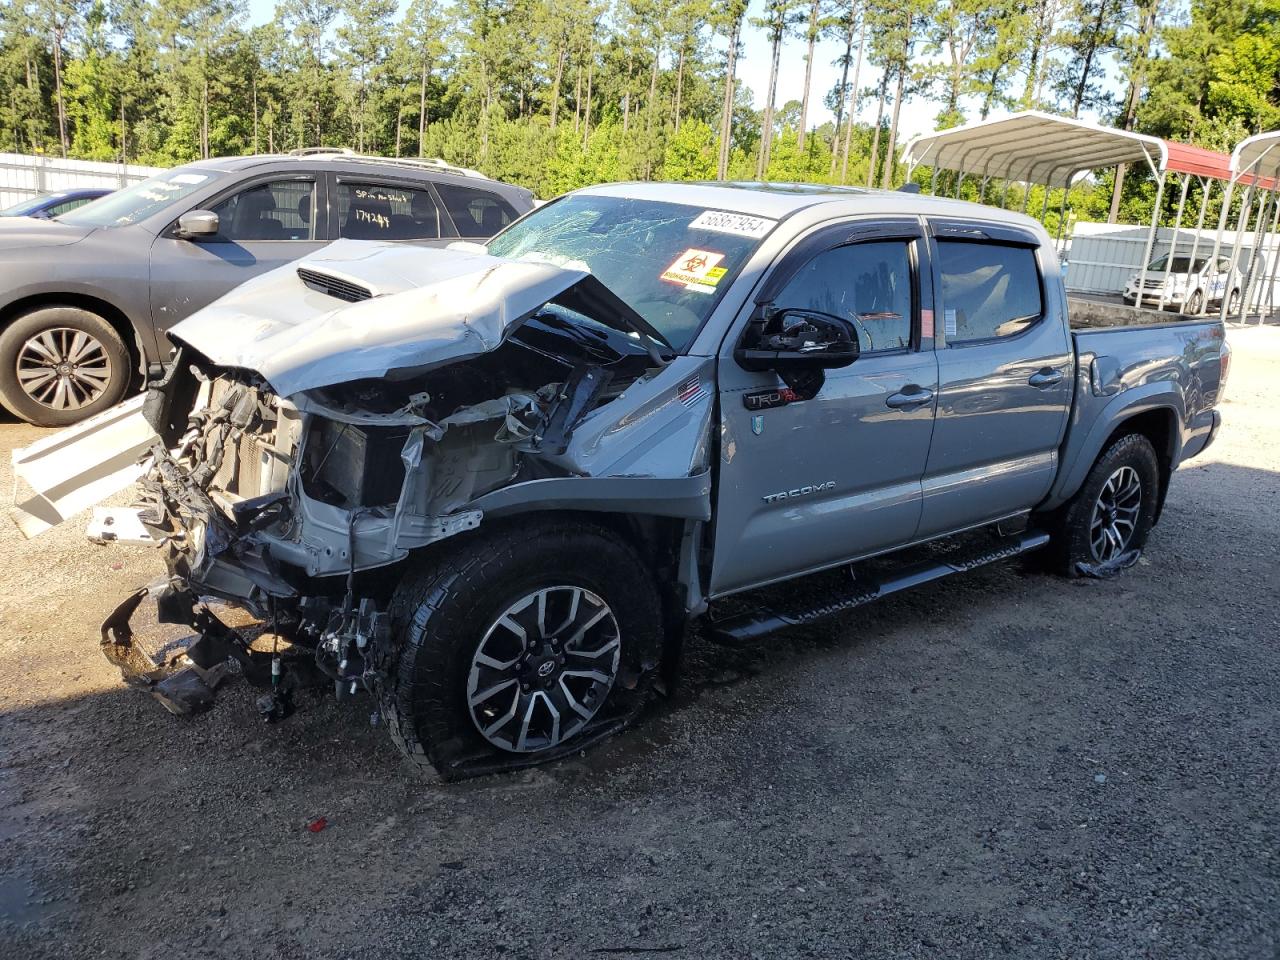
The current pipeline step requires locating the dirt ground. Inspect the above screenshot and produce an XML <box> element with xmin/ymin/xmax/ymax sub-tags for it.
<box><xmin>1</xmin><ymin>327</ymin><xmax>1277</xmax><ymax>960</ymax></box>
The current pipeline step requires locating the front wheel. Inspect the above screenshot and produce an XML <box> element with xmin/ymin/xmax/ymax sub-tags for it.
<box><xmin>382</xmin><ymin>520</ymin><xmax>664</xmax><ymax>777</ymax></box>
<box><xmin>0</xmin><ymin>306</ymin><xmax>131</xmax><ymax>426</ymax></box>
<box><xmin>1044</xmin><ymin>432</ymin><xmax>1161</xmax><ymax>578</ymax></box>
<box><xmin>1185</xmin><ymin>290</ymin><xmax>1204</xmax><ymax>315</ymax></box>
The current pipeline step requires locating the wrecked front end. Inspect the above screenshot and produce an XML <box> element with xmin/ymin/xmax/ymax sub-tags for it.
<box><xmin>47</xmin><ymin>243</ymin><xmax>713</xmax><ymax>775</ymax></box>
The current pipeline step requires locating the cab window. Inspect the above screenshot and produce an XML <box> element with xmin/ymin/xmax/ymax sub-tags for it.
<box><xmin>773</xmin><ymin>241</ymin><xmax>913</xmax><ymax>354</ymax></box>
<box><xmin>209</xmin><ymin>180</ymin><xmax>314</xmax><ymax>242</ymax></box>
<box><xmin>936</xmin><ymin>240</ymin><xmax>1043</xmax><ymax>344</ymax></box>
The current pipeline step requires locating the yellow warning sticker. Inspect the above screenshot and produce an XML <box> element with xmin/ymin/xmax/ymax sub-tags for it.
<box><xmin>660</xmin><ymin>249</ymin><xmax>726</xmax><ymax>292</ymax></box>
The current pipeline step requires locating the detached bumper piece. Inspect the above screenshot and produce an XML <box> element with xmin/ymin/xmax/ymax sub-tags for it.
<box><xmin>101</xmin><ymin>580</ymin><xmax>298</xmax><ymax>716</ymax></box>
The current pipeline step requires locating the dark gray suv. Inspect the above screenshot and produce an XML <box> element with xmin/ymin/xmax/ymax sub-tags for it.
<box><xmin>0</xmin><ymin>151</ymin><xmax>535</xmax><ymax>425</ymax></box>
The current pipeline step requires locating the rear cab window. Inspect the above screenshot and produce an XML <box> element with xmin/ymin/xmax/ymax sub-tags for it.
<box><xmin>935</xmin><ymin>239</ymin><xmax>1044</xmax><ymax>345</ymax></box>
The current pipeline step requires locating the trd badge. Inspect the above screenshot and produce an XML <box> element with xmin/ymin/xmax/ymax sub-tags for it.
<box><xmin>751</xmin><ymin>414</ymin><xmax>765</xmax><ymax>435</ymax></box>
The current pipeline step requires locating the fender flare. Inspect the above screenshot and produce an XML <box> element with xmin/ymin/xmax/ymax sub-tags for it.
<box><xmin>1046</xmin><ymin>383</ymin><xmax>1183</xmax><ymax>509</ymax></box>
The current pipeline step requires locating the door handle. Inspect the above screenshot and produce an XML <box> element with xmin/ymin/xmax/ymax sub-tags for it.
<box><xmin>1028</xmin><ymin>368</ymin><xmax>1064</xmax><ymax>388</ymax></box>
<box><xmin>885</xmin><ymin>386</ymin><xmax>934</xmax><ymax>409</ymax></box>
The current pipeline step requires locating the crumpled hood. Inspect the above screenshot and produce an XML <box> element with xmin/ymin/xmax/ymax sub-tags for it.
<box><xmin>167</xmin><ymin>240</ymin><xmax>589</xmax><ymax>397</ymax></box>
<box><xmin>0</xmin><ymin>216</ymin><xmax>92</xmax><ymax>252</ymax></box>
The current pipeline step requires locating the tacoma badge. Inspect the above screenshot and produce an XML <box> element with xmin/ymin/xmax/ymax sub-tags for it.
<box><xmin>762</xmin><ymin>481</ymin><xmax>835</xmax><ymax>505</ymax></box>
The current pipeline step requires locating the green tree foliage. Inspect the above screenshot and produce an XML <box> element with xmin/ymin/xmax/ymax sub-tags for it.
<box><xmin>0</xmin><ymin>0</ymin><xmax>1278</xmax><ymax>232</ymax></box>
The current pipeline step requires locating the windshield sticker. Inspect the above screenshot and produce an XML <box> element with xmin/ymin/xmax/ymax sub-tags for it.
<box><xmin>944</xmin><ymin>308</ymin><xmax>958</xmax><ymax>337</ymax></box>
<box><xmin>661</xmin><ymin>249</ymin><xmax>726</xmax><ymax>293</ymax></box>
<box><xmin>690</xmin><ymin>210</ymin><xmax>776</xmax><ymax>238</ymax></box>
<box><xmin>170</xmin><ymin>173</ymin><xmax>209</xmax><ymax>185</ymax></box>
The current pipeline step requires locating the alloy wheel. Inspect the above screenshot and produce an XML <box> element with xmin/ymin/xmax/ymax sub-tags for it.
<box><xmin>1089</xmin><ymin>465</ymin><xmax>1142</xmax><ymax>563</ymax></box>
<box><xmin>15</xmin><ymin>327</ymin><xmax>112</xmax><ymax>411</ymax></box>
<box><xmin>467</xmin><ymin>585</ymin><xmax>621</xmax><ymax>753</ymax></box>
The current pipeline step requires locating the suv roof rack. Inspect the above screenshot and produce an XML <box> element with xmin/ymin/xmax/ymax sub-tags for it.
<box><xmin>285</xmin><ymin>147</ymin><xmax>487</xmax><ymax>180</ymax></box>
<box><xmin>287</xmin><ymin>146</ymin><xmax>356</xmax><ymax>157</ymax></box>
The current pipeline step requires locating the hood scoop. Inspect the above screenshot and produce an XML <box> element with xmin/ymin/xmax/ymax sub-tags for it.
<box><xmin>297</xmin><ymin>266</ymin><xmax>374</xmax><ymax>303</ymax></box>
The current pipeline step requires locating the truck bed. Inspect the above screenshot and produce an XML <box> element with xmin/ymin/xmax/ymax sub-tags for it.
<box><xmin>1067</xmin><ymin>294</ymin><xmax>1206</xmax><ymax>330</ymax></box>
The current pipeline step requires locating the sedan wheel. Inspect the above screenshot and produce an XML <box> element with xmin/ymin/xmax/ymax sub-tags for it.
<box><xmin>16</xmin><ymin>326</ymin><xmax>112</xmax><ymax>411</ymax></box>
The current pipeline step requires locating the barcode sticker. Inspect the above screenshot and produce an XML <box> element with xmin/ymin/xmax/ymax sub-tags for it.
<box><xmin>690</xmin><ymin>210</ymin><xmax>776</xmax><ymax>238</ymax></box>
<box><xmin>944</xmin><ymin>309</ymin><xmax>958</xmax><ymax>337</ymax></box>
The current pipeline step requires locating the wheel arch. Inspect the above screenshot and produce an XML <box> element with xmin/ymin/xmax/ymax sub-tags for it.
<box><xmin>1050</xmin><ymin>396</ymin><xmax>1179</xmax><ymax>523</ymax></box>
<box><xmin>0</xmin><ymin>292</ymin><xmax>148</xmax><ymax>385</ymax></box>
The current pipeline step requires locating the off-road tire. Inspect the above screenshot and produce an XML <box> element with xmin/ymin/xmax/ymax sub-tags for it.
<box><xmin>0</xmin><ymin>306</ymin><xmax>131</xmax><ymax>426</ymax></box>
<box><xmin>1042</xmin><ymin>432</ymin><xmax>1161</xmax><ymax>578</ymax></box>
<box><xmin>381</xmin><ymin>518</ymin><xmax>664</xmax><ymax>777</ymax></box>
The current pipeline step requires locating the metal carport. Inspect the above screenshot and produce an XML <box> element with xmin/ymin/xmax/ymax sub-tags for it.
<box><xmin>901</xmin><ymin>112</ymin><xmax>1243</xmax><ymax>312</ymax></box>
<box><xmin>1204</xmin><ymin>131</ymin><xmax>1280</xmax><ymax>324</ymax></box>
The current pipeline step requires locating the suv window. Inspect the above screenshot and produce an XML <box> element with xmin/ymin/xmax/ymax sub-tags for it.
<box><xmin>936</xmin><ymin>240</ymin><xmax>1042</xmax><ymax>344</ymax></box>
<box><xmin>210</xmin><ymin>180</ymin><xmax>314</xmax><ymax>242</ymax></box>
<box><xmin>337</xmin><ymin>181</ymin><xmax>445</xmax><ymax>240</ymax></box>
<box><xmin>435</xmin><ymin>183</ymin><xmax>517</xmax><ymax>238</ymax></box>
<box><xmin>774</xmin><ymin>240</ymin><xmax>913</xmax><ymax>353</ymax></box>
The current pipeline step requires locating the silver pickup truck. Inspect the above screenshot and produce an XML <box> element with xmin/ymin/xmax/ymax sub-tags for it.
<box><xmin>11</xmin><ymin>182</ymin><xmax>1229</xmax><ymax>779</ymax></box>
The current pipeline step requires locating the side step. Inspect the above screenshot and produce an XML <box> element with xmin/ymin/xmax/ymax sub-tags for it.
<box><xmin>708</xmin><ymin>529</ymin><xmax>1051</xmax><ymax>644</ymax></box>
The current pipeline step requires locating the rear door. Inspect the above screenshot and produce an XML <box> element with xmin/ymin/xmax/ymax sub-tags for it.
<box><xmin>709</xmin><ymin>218</ymin><xmax>939</xmax><ymax>596</ymax></box>
<box><xmin>915</xmin><ymin>220</ymin><xmax>1072</xmax><ymax>539</ymax></box>
<box><xmin>332</xmin><ymin>175</ymin><xmax>456</xmax><ymax>246</ymax></box>
<box><xmin>148</xmin><ymin>173</ymin><xmax>326</xmax><ymax>335</ymax></box>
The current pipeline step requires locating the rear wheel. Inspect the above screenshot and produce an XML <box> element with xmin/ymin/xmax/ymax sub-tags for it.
<box><xmin>1044</xmin><ymin>432</ymin><xmax>1161</xmax><ymax>578</ymax></box>
<box><xmin>382</xmin><ymin>519</ymin><xmax>664</xmax><ymax>777</ymax></box>
<box><xmin>1227</xmin><ymin>288</ymin><xmax>1242</xmax><ymax>316</ymax></box>
<box><xmin>0</xmin><ymin>306</ymin><xmax>130</xmax><ymax>426</ymax></box>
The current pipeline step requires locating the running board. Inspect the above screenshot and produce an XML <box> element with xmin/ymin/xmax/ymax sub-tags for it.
<box><xmin>709</xmin><ymin>530</ymin><xmax>1051</xmax><ymax>644</ymax></box>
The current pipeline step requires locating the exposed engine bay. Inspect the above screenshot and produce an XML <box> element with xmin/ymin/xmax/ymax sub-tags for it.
<box><xmin>12</xmin><ymin>243</ymin><xmax>716</xmax><ymax>775</ymax></box>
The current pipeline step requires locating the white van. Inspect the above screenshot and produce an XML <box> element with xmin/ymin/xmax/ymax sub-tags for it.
<box><xmin>1123</xmin><ymin>254</ymin><xmax>1241</xmax><ymax>314</ymax></box>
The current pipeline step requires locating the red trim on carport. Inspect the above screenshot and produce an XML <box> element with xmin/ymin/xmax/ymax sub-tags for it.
<box><xmin>1164</xmin><ymin>140</ymin><xmax>1275</xmax><ymax>188</ymax></box>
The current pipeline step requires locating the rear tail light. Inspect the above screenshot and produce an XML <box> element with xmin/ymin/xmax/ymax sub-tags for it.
<box><xmin>1220</xmin><ymin>339</ymin><xmax>1232</xmax><ymax>398</ymax></box>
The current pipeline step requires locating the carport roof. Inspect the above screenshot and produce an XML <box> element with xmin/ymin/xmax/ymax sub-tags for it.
<box><xmin>1231</xmin><ymin>131</ymin><xmax>1280</xmax><ymax>186</ymax></box>
<box><xmin>902</xmin><ymin>111</ymin><xmax>1170</xmax><ymax>189</ymax></box>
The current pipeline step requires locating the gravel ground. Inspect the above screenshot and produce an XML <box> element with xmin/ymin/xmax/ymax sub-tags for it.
<box><xmin>1</xmin><ymin>327</ymin><xmax>1277</xmax><ymax>960</ymax></box>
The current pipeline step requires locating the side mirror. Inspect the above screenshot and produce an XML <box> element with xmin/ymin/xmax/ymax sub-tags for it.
<box><xmin>735</xmin><ymin>307</ymin><xmax>860</xmax><ymax>398</ymax></box>
<box><xmin>175</xmin><ymin>210</ymin><xmax>219</xmax><ymax>240</ymax></box>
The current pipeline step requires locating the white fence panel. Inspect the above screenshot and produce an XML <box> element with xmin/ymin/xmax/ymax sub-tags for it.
<box><xmin>1064</xmin><ymin>220</ymin><xmax>1280</xmax><ymax>308</ymax></box>
<box><xmin>0</xmin><ymin>153</ymin><xmax>164</xmax><ymax>208</ymax></box>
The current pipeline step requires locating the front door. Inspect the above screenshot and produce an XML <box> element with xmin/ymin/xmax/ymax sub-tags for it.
<box><xmin>709</xmin><ymin>220</ymin><xmax>939</xmax><ymax>596</ymax></box>
<box><xmin>148</xmin><ymin>175</ymin><xmax>327</xmax><ymax>338</ymax></box>
<box><xmin>915</xmin><ymin>222</ymin><xmax>1072</xmax><ymax>539</ymax></box>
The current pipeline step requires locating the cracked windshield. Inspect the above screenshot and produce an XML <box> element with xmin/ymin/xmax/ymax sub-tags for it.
<box><xmin>486</xmin><ymin>194</ymin><xmax>774</xmax><ymax>351</ymax></box>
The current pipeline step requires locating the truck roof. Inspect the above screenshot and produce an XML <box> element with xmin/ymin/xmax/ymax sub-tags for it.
<box><xmin>579</xmin><ymin>180</ymin><xmax>1044</xmax><ymax>232</ymax></box>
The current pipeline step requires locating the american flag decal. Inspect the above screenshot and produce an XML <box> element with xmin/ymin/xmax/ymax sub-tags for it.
<box><xmin>678</xmin><ymin>374</ymin><xmax>707</xmax><ymax>407</ymax></box>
